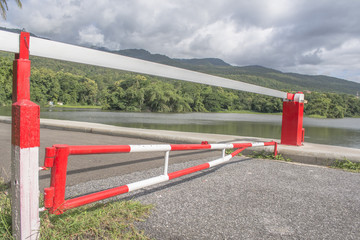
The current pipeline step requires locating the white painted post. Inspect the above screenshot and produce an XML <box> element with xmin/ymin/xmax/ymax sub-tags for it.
<box><xmin>11</xmin><ymin>32</ymin><xmax>40</xmax><ymax>240</ymax></box>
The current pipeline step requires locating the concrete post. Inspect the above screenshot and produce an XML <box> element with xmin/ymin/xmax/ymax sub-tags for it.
<box><xmin>11</xmin><ymin>32</ymin><xmax>40</xmax><ymax>240</ymax></box>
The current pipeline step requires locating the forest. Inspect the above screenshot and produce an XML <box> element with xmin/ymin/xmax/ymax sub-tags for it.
<box><xmin>1</xmin><ymin>55</ymin><xmax>360</xmax><ymax>118</ymax></box>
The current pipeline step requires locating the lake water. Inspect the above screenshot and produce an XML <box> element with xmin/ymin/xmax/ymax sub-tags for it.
<box><xmin>1</xmin><ymin>107</ymin><xmax>359</xmax><ymax>149</ymax></box>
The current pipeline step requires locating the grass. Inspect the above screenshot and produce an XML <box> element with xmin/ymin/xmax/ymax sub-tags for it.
<box><xmin>332</xmin><ymin>159</ymin><xmax>360</xmax><ymax>172</ymax></box>
<box><xmin>0</xmin><ymin>177</ymin><xmax>153</xmax><ymax>240</ymax></box>
<box><xmin>225</xmin><ymin>149</ymin><xmax>291</xmax><ymax>162</ymax></box>
<box><xmin>51</xmin><ymin>104</ymin><xmax>102</xmax><ymax>109</ymax></box>
<box><xmin>225</xmin><ymin>149</ymin><xmax>242</xmax><ymax>156</ymax></box>
<box><xmin>40</xmin><ymin>200</ymin><xmax>153</xmax><ymax>240</ymax></box>
<box><xmin>218</xmin><ymin>110</ymin><xmax>282</xmax><ymax>115</ymax></box>
<box><xmin>0</xmin><ymin>179</ymin><xmax>12</xmax><ymax>240</ymax></box>
<box><xmin>304</xmin><ymin>114</ymin><xmax>327</xmax><ymax>119</ymax></box>
<box><xmin>250</xmin><ymin>150</ymin><xmax>292</xmax><ymax>162</ymax></box>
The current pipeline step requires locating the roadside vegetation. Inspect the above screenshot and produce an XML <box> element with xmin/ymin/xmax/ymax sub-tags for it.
<box><xmin>0</xmin><ymin>178</ymin><xmax>11</xmax><ymax>239</ymax></box>
<box><xmin>250</xmin><ymin>151</ymin><xmax>292</xmax><ymax>162</ymax></box>
<box><xmin>1</xmin><ymin>55</ymin><xmax>360</xmax><ymax>118</ymax></box>
<box><xmin>52</xmin><ymin>104</ymin><xmax>102</xmax><ymax>109</ymax></box>
<box><xmin>332</xmin><ymin>159</ymin><xmax>360</xmax><ymax>172</ymax></box>
<box><xmin>0</xmin><ymin>177</ymin><xmax>153</xmax><ymax>240</ymax></box>
<box><xmin>226</xmin><ymin>149</ymin><xmax>291</xmax><ymax>162</ymax></box>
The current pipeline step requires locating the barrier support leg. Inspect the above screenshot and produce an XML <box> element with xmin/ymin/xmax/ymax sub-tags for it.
<box><xmin>49</xmin><ymin>145</ymin><xmax>70</xmax><ymax>215</ymax></box>
<box><xmin>281</xmin><ymin>92</ymin><xmax>305</xmax><ymax>146</ymax></box>
<box><xmin>164</xmin><ymin>151</ymin><xmax>170</xmax><ymax>175</ymax></box>
<box><xmin>11</xmin><ymin>32</ymin><xmax>41</xmax><ymax>240</ymax></box>
<box><xmin>274</xmin><ymin>142</ymin><xmax>278</xmax><ymax>157</ymax></box>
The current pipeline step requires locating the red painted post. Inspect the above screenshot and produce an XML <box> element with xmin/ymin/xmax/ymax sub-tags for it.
<box><xmin>11</xmin><ymin>32</ymin><xmax>41</xmax><ymax>239</ymax></box>
<box><xmin>281</xmin><ymin>92</ymin><xmax>305</xmax><ymax>146</ymax></box>
<box><xmin>49</xmin><ymin>145</ymin><xmax>70</xmax><ymax>215</ymax></box>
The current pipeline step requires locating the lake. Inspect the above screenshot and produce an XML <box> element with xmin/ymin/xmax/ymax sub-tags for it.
<box><xmin>1</xmin><ymin>107</ymin><xmax>359</xmax><ymax>149</ymax></box>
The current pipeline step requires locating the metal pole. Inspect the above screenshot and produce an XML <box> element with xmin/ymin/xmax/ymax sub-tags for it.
<box><xmin>164</xmin><ymin>151</ymin><xmax>170</xmax><ymax>175</ymax></box>
<box><xmin>49</xmin><ymin>145</ymin><xmax>70</xmax><ymax>215</ymax></box>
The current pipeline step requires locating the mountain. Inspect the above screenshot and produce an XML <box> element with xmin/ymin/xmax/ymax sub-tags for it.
<box><xmin>0</xmin><ymin>27</ymin><xmax>42</xmax><ymax>38</ymax></box>
<box><xmin>1</xmin><ymin>26</ymin><xmax>359</xmax><ymax>95</ymax></box>
<box><xmin>104</xmin><ymin>48</ymin><xmax>359</xmax><ymax>94</ymax></box>
<box><xmin>94</xmin><ymin>48</ymin><xmax>230</xmax><ymax>68</ymax></box>
<box><xmin>174</xmin><ymin>58</ymin><xmax>231</xmax><ymax>67</ymax></box>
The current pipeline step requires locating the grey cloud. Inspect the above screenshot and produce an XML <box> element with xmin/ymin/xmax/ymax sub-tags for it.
<box><xmin>3</xmin><ymin>0</ymin><xmax>360</xmax><ymax>83</ymax></box>
<box><xmin>298</xmin><ymin>49</ymin><xmax>323</xmax><ymax>65</ymax></box>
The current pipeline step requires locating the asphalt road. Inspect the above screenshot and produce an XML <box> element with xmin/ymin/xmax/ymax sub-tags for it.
<box><xmin>0</xmin><ymin>122</ymin><xmax>219</xmax><ymax>189</ymax></box>
<box><xmin>67</xmin><ymin>156</ymin><xmax>360</xmax><ymax>240</ymax></box>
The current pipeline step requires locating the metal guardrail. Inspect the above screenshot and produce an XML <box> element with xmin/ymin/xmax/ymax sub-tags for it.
<box><xmin>42</xmin><ymin>141</ymin><xmax>278</xmax><ymax>215</ymax></box>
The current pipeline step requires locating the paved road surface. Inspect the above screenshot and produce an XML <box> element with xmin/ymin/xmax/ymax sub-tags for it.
<box><xmin>0</xmin><ymin>122</ymin><xmax>220</xmax><ymax>189</ymax></box>
<box><xmin>67</xmin><ymin>156</ymin><xmax>360</xmax><ymax>240</ymax></box>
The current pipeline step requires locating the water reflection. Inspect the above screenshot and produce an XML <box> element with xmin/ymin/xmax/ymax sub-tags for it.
<box><xmin>0</xmin><ymin>106</ymin><xmax>359</xmax><ymax>149</ymax></box>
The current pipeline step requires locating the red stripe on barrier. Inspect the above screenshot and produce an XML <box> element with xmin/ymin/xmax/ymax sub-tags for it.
<box><xmin>287</xmin><ymin>92</ymin><xmax>295</xmax><ymax>101</ymax></box>
<box><xmin>231</xmin><ymin>148</ymin><xmax>246</xmax><ymax>157</ymax></box>
<box><xmin>62</xmin><ymin>185</ymin><xmax>129</xmax><ymax>211</ymax></box>
<box><xmin>232</xmin><ymin>143</ymin><xmax>252</xmax><ymax>148</ymax></box>
<box><xmin>264</xmin><ymin>142</ymin><xmax>275</xmax><ymax>146</ymax></box>
<box><xmin>69</xmin><ymin>145</ymin><xmax>131</xmax><ymax>155</ymax></box>
<box><xmin>170</xmin><ymin>144</ymin><xmax>211</xmax><ymax>151</ymax></box>
<box><xmin>50</xmin><ymin>145</ymin><xmax>69</xmax><ymax>214</ymax></box>
<box><xmin>168</xmin><ymin>163</ymin><xmax>210</xmax><ymax>180</ymax></box>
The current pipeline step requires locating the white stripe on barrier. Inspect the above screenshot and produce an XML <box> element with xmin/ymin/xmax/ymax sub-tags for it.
<box><xmin>208</xmin><ymin>155</ymin><xmax>232</xmax><ymax>167</ymax></box>
<box><xmin>0</xmin><ymin>30</ymin><xmax>288</xmax><ymax>99</ymax></box>
<box><xmin>127</xmin><ymin>175</ymin><xmax>170</xmax><ymax>192</ymax></box>
<box><xmin>164</xmin><ymin>151</ymin><xmax>170</xmax><ymax>175</ymax></box>
<box><xmin>129</xmin><ymin>144</ymin><xmax>171</xmax><ymax>152</ymax></box>
<box><xmin>251</xmin><ymin>142</ymin><xmax>265</xmax><ymax>147</ymax></box>
<box><xmin>0</xmin><ymin>31</ymin><xmax>19</xmax><ymax>53</ymax></box>
<box><xmin>210</xmin><ymin>143</ymin><xmax>234</xmax><ymax>150</ymax></box>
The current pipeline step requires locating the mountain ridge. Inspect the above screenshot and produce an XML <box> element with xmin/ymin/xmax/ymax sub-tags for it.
<box><xmin>106</xmin><ymin>47</ymin><xmax>360</xmax><ymax>95</ymax></box>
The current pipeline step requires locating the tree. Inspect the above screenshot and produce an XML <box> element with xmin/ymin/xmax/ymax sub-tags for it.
<box><xmin>77</xmin><ymin>78</ymin><xmax>98</xmax><ymax>105</ymax></box>
<box><xmin>30</xmin><ymin>68</ymin><xmax>60</xmax><ymax>104</ymax></box>
<box><xmin>304</xmin><ymin>93</ymin><xmax>331</xmax><ymax>117</ymax></box>
<box><xmin>1</xmin><ymin>0</ymin><xmax>22</xmax><ymax>19</ymax></box>
<box><xmin>0</xmin><ymin>57</ymin><xmax>12</xmax><ymax>105</ymax></box>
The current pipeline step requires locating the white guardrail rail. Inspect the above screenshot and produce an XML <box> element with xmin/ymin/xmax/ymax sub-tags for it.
<box><xmin>0</xmin><ymin>30</ymin><xmax>287</xmax><ymax>99</ymax></box>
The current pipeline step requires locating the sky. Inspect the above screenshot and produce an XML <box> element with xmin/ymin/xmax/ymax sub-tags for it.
<box><xmin>2</xmin><ymin>0</ymin><xmax>360</xmax><ymax>84</ymax></box>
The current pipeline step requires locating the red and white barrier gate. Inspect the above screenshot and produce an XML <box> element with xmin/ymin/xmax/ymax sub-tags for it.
<box><xmin>0</xmin><ymin>30</ymin><xmax>302</xmax><ymax>240</ymax></box>
<box><xmin>42</xmin><ymin>141</ymin><xmax>277</xmax><ymax>215</ymax></box>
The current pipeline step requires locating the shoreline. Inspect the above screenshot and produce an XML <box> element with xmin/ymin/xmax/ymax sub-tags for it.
<box><xmin>2</xmin><ymin>105</ymin><xmax>360</xmax><ymax>119</ymax></box>
<box><xmin>0</xmin><ymin>116</ymin><xmax>359</xmax><ymax>165</ymax></box>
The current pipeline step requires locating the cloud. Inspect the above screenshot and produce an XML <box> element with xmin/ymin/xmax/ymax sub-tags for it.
<box><xmin>3</xmin><ymin>0</ymin><xmax>360</xmax><ymax>83</ymax></box>
<box><xmin>78</xmin><ymin>25</ymin><xmax>104</xmax><ymax>47</ymax></box>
